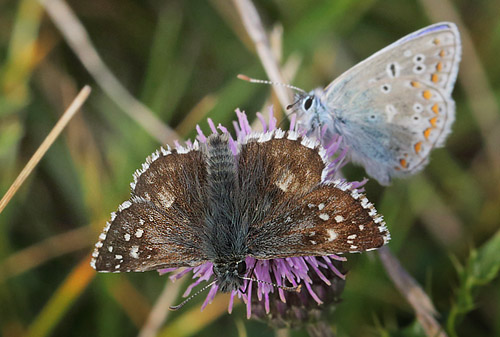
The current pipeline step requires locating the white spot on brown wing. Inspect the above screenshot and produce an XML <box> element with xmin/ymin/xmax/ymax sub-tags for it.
<box><xmin>115</xmin><ymin>254</ymin><xmax>123</xmax><ymax>260</ymax></box>
<box><xmin>99</xmin><ymin>233</ymin><xmax>106</xmax><ymax>240</ymax></box>
<box><xmin>95</xmin><ymin>241</ymin><xmax>103</xmax><ymax>248</ymax></box>
<box><xmin>124</xmin><ymin>233</ymin><xmax>131</xmax><ymax>241</ymax></box>
<box><xmin>151</xmin><ymin>150</ymin><xmax>160</xmax><ymax>162</ymax></box>
<box><xmin>347</xmin><ymin>234</ymin><xmax>357</xmax><ymax>240</ymax></box>
<box><xmin>135</xmin><ymin>229</ymin><xmax>144</xmax><ymax>238</ymax></box>
<box><xmin>379</xmin><ymin>223</ymin><xmax>389</xmax><ymax>233</ymax></box>
<box><xmin>130</xmin><ymin>246</ymin><xmax>139</xmax><ymax>259</ymax></box>
<box><xmin>274</xmin><ymin>129</ymin><xmax>285</xmax><ymax>138</ymax></box>
<box><xmin>300</xmin><ymin>136</ymin><xmax>318</xmax><ymax>149</ymax></box>
<box><xmin>350</xmin><ymin>245</ymin><xmax>358</xmax><ymax>250</ymax></box>
<box><xmin>310</xmin><ymin>240</ymin><xmax>317</xmax><ymax>245</ymax></box>
<box><xmin>160</xmin><ymin>146</ymin><xmax>170</xmax><ymax>156</ymax></box>
<box><xmin>115</xmin><ymin>264</ymin><xmax>120</xmax><ymax>269</ymax></box>
<box><xmin>334</xmin><ymin>215</ymin><xmax>344</xmax><ymax>223</ymax></box>
<box><xmin>308</xmin><ymin>203</ymin><xmax>315</xmax><ymax>209</ymax></box>
<box><xmin>383</xmin><ymin>232</ymin><xmax>391</xmax><ymax>244</ymax></box>
<box><xmin>327</xmin><ymin>229</ymin><xmax>337</xmax><ymax>242</ymax></box>
<box><xmin>108</xmin><ymin>246</ymin><xmax>113</xmax><ymax>252</ymax></box>
<box><xmin>287</xmin><ymin>131</ymin><xmax>299</xmax><ymax>141</ymax></box>
<box><xmin>118</xmin><ymin>200</ymin><xmax>132</xmax><ymax>211</ymax></box>
<box><xmin>318</xmin><ymin>203</ymin><xmax>325</xmax><ymax>210</ymax></box>
<box><xmin>358</xmin><ymin>225</ymin><xmax>365</xmax><ymax>231</ymax></box>
<box><xmin>275</xmin><ymin>170</ymin><xmax>294</xmax><ymax>192</ymax></box>
<box><xmin>258</xmin><ymin>132</ymin><xmax>273</xmax><ymax>143</ymax></box>
<box><xmin>158</xmin><ymin>188</ymin><xmax>175</xmax><ymax>208</ymax></box>
<box><xmin>176</xmin><ymin>145</ymin><xmax>190</xmax><ymax>154</ymax></box>
<box><xmin>319</xmin><ymin>213</ymin><xmax>330</xmax><ymax>221</ymax></box>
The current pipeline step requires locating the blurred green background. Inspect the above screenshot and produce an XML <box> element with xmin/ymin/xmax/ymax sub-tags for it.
<box><xmin>1</xmin><ymin>0</ymin><xmax>499</xmax><ymax>336</ymax></box>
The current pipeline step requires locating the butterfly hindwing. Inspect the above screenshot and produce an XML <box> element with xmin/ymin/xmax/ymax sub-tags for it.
<box><xmin>247</xmin><ymin>181</ymin><xmax>389</xmax><ymax>259</ymax></box>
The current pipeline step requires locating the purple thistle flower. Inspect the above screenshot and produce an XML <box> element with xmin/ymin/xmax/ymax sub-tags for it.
<box><xmin>250</xmin><ymin>258</ymin><xmax>345</xmax><ymax>329</ymax></box>
<box><xmin>160</xmin><ymin>108</ymin><xmax>371</xmax><ymax>318</ymax></box>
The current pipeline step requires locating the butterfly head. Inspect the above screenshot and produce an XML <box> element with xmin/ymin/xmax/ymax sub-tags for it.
<box><xmin>213</xmin><ymin>259</ymin><xmax>247</xmax><ymax>293</ymax></box>
<box><xmin>289</xmin><ymin>89</ymin><xmax>335</xmax><ymax>139</ymax></box>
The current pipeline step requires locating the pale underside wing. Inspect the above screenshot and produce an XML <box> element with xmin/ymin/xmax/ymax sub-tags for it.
<box><xmin>300</xmin><ymin>22</ymin><xmax>461</xmax><ymax>185</ymax></box>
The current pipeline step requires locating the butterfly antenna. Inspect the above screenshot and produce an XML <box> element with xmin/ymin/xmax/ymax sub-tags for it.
<box><xmin>241</xmin><ymin>260</ymin><xmax>258</xmax><ymax>294</ymax></box>
<box><xmin>169</xmin><ymin>280</ymin><xmax>217</xmax><ymax>311</ymax></box>
<box><xmin>237</xmin><ymin>74</ymin><xmax>307</xmax><ymax>95</ymax></box>
<box><xmin>240</xmin><ymin>276</ymin><xmax>302</xmax><ymax>293</ymax></box>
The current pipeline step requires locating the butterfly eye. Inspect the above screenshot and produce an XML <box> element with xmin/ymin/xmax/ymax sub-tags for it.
<box><xmin>303</xmin><ymin>96</ymin><xmax>314</xmax><ymax>111</ymax></box>
<box><xmin>237</xmin><ymin>260</ymin><xmax>247</xmax><ymax>275</ymax></box>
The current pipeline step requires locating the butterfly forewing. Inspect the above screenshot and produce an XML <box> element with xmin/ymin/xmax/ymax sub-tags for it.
<box><xmin>239</xmin><ymin>131</ymin><xmax>326</xmax><ymax>195</ymax></box>
<box><xmin>91</xmin><ymin>147</ymin><xmax>209</xmax><ymax>272</ymax></box>
<box><xmin>236</xmin><ymin>131</ymin><xmax>327</xmax><ymax>229</ymax></box>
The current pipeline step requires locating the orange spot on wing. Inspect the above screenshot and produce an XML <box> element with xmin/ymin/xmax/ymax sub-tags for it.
<box><xmin>432</xmin><ymin>103</ymin><xmax>439</xmax><ymax>114</ymax></box>
<box><xmin>423</xmin><ymin>90</ymin><xmax>432</xmax><ymax>100</ymax></box>
<box><xmin>400</xmin><ymin>158</ymin><xmax>408</xmax><ymax>168</ymax></box>
<box><xmin>433</xmin><ymin>38</ymin><xmax>440</xmax><ymax>45</ymax></box>
<box><xmin>431</xmin><ymin>74</ymin><xmax>439</xmax><ymax>83</ymax></box>
<box><xmin>414</xmin><ymin>142</ymin><xmax>422</xmax><ymax>154</ymax></box>
<box><xmin>436</xmin><ymin>62</ymin><xmax>443</xmax><ymax>72</ymax></box>
<box><xmin>439</xmin><ymin>50</ymin><xmax>446</xmax><ymax>57</ymax></box>
<box><xmin>424</xmin><ymin>128</ymin><xmax>432</xmax><ymax>139</ymax></box>
<box><xmin>411</xmin><ymin>81</ymin><xmax>421</xmax><ymax>88</ymax></box>
<box><xmin>430</xmin><ymin>117</ymin><xmax>438</xmax><ymax>127</ymax></box>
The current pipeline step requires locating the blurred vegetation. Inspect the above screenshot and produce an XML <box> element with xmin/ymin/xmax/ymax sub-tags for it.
<box><xmin>1</xmin><ymin>0</ymin><xmax>499</xmax><ymax>336</ymax></box>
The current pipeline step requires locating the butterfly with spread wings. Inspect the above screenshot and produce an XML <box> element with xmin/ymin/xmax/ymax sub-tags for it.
<box><xmin>91</xmin><ymin>130</ymin><xmax>390</xmax><ymax>293</ymax></box>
